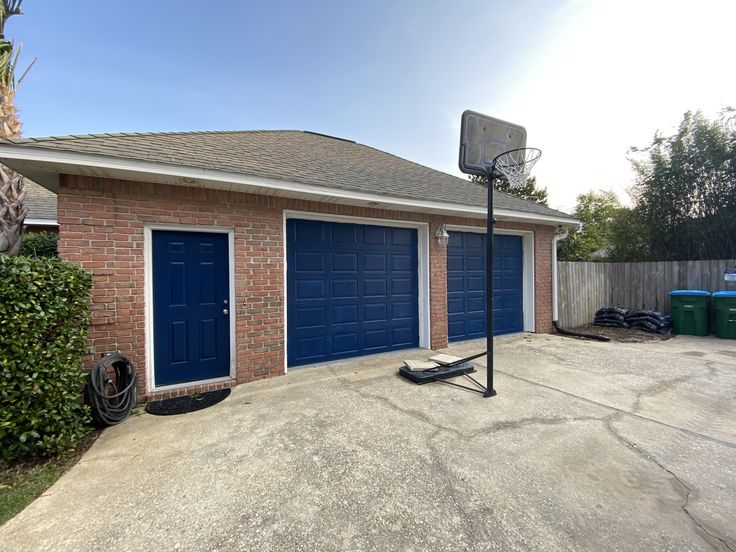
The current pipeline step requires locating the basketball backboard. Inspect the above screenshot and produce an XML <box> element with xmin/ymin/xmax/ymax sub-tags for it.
<box><xmin>458</xmin><ymin>110</ymin><xmax>527</xmax><ymax>177</ymax></box>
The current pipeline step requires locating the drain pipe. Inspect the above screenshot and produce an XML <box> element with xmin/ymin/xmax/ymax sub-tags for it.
<box><xmin>551</xmin><ymin>224</ymin><xmax>610</xmax><ymax>341</ymax></box>
<box><xmin>551</xmin><ymin>225</ymin><xmax>569</xmax><ymax>322</ymax></box>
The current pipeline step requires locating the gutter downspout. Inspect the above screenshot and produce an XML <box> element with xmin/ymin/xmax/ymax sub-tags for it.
<box><xmin>552</xmin><ymin>225</ymin><xmax>569</xmax><ymax>322</ymax></box>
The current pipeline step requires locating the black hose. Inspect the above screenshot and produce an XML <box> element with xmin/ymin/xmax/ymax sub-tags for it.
<box><xmin>553</xmin><ymin>320</ymin><xmax>611</xmax><ymax>342</ymax></box>
<box><xmin>85</xmin><ymin>352</ymin><xmax>138</xmax><ymax>426</ymax></box>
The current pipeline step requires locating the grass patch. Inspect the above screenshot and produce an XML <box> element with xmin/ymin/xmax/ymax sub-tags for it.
<box><xmin>0</xmin><ymin>430</ymin><xmax>100</xmax><ymax>526</ymax></box>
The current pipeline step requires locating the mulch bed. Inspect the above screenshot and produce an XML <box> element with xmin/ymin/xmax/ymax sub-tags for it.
<box><xmin>574</xmin><ymin>324</ymin><xmax>674</xmax><ymax>343</ymax></box>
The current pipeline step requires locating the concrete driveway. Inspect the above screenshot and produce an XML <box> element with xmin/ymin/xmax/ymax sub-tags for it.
<box><xmin>2</xmin><ymin>334</ymin><xmax>735</xmax><ymax>552</ymax></box>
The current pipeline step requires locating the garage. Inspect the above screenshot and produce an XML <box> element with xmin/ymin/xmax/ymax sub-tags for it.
<box><xmin>447</xmin><ymin>231</ymin><xmax>524</xmax><ymax>341</ymax></box>
<box><xmin>286</xmin><ymin>218</ymin><xmax>419</xmax><ymax>367</ymax></box>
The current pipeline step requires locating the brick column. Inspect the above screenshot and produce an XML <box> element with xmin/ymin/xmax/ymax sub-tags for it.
<box><xmin>429</xmin><ymin>222</ymin><xmax>448</xmax><ymax>349</ymax></box>
<box><xmin>534</xmin><ymin>225</ymin><xmax>555</xmax><ymax>333</ymax></box>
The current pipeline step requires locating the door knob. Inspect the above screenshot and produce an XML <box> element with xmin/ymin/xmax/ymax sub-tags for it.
<box><xmin>223</xmin><ymin>309</ymin><xmax>229</xmax><ymax>315</ymax></box>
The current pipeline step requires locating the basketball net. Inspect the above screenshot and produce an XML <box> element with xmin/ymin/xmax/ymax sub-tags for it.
<box><xmin>491</xmin><ymin>147</ymin><xmax>542</xmax><ymax>189</ymax></box>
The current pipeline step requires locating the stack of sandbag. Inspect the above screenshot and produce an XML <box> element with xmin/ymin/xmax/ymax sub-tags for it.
<box><xmin>624</xmin><ymin>310</ymin><xmax>672</xmax><ymax>334</ymax></box>
<box><xmin>594</xmin><ymin>307</ymin><xmax>630</xmax><ymax>327</ymax></box>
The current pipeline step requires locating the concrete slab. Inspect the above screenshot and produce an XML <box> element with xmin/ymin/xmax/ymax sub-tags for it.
<box><xmin>1</xmin><ymin>334</ymin><xmax>735</xmax><ymax>551</ymax></box>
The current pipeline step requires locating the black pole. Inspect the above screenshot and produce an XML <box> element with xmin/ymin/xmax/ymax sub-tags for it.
<box><xmin>484</xmin><ymin>166</ymin><xmax>497</xmax><ymax>397</ymax></box>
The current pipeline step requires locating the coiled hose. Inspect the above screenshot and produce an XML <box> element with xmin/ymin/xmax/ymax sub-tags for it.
<box><xmin>85</xmin><ymin>352</ymin><xmax>138</xmax><ymax>426</ymax></box>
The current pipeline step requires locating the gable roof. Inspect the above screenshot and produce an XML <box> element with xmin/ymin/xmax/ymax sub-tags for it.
<box><xmin>0</xmin><ymin>130</ymin><xmax>576</xmax><ymax>224</ymax></box>
<box><xmin>24</xmin><ymin>179</ymin><xmax>57</xmax><ymax>224</ymax></box>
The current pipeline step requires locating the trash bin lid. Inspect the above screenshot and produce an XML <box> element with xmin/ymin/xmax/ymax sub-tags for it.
<box><xmin>712</xmin><ymin>291</ymin><xmax>736</xmax><ymax>298</ymax></box>
<box><xmin>668</xmin><ymin>290</ymin><xmax>710</xmax><ymax>297</ymax></box>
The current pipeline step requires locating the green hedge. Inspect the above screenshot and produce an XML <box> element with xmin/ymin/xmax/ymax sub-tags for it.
<box><xmin>0</xmin><ymin>256</ymin><xmax>93</xmax><ymax>461</ymax></box>
<box><xmin>20</xmin><ymin>232</ymin><xmax>58</xmax><ymax>258</ymax></box>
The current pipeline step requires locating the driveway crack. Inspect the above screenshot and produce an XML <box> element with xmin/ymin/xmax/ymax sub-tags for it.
<box><xmin>631</xmin><ymin>360</ymin><xmax>719</xmax><ymax>413</ymax></box>
<box><xmin>328</xmin><ymin>366</ymin><xmax>605</xmax><ymax>441</ymax></box>
<box><xmin>604</xmin><ymin>413</ymin><xmax>735</xmax><ymax>552</ymax></box>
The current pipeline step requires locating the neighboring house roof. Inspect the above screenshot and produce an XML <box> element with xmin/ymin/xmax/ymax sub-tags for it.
<box><xmin>0</xmin><ymin>130</ymin><xmax>577</xmax><ymax>224</ymax></box>
<box><xmin>23</xmin><ymin>179</ymin><xmax>57</xmax><ymax>226</ymax></box>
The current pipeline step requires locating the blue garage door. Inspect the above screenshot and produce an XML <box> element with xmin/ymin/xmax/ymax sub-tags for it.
<box><xmin>152</xmin><ymin>230</ymin><xmax>230</xmax><ymax>386</ymax></box>
<box><xmin>287</xmin><ymin>219</ymin><xmax>419</xmax><ymax>367</ymax></box>
<box><xmin>447</xmin><ymin>231</ymin><xmax>524</xmax><ymax>341</ymax></box>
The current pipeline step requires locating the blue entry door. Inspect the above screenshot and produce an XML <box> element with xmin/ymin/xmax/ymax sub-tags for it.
<box><xmin>287</xmin><ymin>219</ymin><xmax>419</xmax><ymax>367</ymax></box>
<box><xmin>447</xmin><ymin>231</ymin><xmax>524</xmax><ymax>341</ymax></box>
<box><xmin>152</xmin><ymin>230</ymin><xmax>230</xmax><ymax>386</ymax></box>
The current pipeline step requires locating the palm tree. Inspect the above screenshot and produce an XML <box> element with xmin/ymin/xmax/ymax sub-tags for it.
<box><xmin>0</xmin><ymin>0</ymin><xmax>34</xmax><ymax>256</ymax></box>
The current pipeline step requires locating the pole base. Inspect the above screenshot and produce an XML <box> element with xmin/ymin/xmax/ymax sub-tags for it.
<box><xmin>483</xmin><ymin>388</ymin><xmax>497</xmax><ymax>398</ymax></box>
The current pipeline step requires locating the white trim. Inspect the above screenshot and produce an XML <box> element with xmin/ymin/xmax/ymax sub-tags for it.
<box><xmin>282</xmin><ymin>214</ymin><xmax>289</xmax><ymax>374</ymax></box>
<box><xmin>283</xmin><ymin>211</ymin><xmax>432</xmax><ymax>366</ymax></box>
<box><xmin>551</xmin><ymin>227</ymin><xmax>569</xmax><ymax>321</ymax></box>
<box><xmin>144</xmin><ymin>224</ymin><xmax>236</xmax><ymax>393</ymax></box>
<box><xmin>0</xmin><ymin>145</ymin><xmax>578</xmax><ymax>225</ymax></box>
<box><xmin>24</xmin><ymin>218</ymin><xmax>58</xmax><ymax>226</ymax></box>
<box><xmin>445</xmin><ymin>224</ymin><xmax>535</xmax><ymax>333</ymax></box>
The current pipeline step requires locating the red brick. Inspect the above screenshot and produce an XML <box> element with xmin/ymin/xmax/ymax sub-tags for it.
<box><xmin>57</xmin><ymin>174</ymin><xmax>556</xmax><ymax>400</ymax></box>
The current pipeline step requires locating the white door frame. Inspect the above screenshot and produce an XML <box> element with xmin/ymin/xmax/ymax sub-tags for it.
<box><xmin>144</xmin><ymin>224</ymin><xmax>237</xmax><ymax>393</ymax></box>
<box><xmin>445</xmin><ymin>225</ymin><xmax>535</xmax><ymax>333</ymax></box>
<box><xmin>283</xmin><ymin>210</ymin><xmax>431</xmax><ymax>372</ymax></box>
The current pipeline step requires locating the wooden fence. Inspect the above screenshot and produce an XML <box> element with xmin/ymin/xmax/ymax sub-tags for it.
<box><xmin>556</xmin><ymin>260</ymin><xmax>736</xmax><ymax>328</ymax></box>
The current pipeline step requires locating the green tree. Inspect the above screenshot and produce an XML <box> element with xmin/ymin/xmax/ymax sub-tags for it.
<box><xmin>627</xmin><ymin>109</ymin><xmax>736</xmax><ymax>260</ymax></box>
<box><xmin>469</xmin><ymin>174</ymin><xmax>549</xmax><ymax>206</ymax></box>
<box><xmin>607</xmin><ymin>207</ymin><xmax>648</xmax><ymax>261</ymax></box>
<box><xmin>558</xmin><ymin>190</ymin><xmax>622</xmax><ymax>261</ymax></box>
<box><xmin>0</xmin><ymin>0</ymin><xmax>34</xmax><ymax>256</ymax></box>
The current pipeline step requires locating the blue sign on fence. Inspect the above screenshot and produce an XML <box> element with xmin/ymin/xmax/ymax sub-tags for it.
<box><xmin>725</xmin><ymin>267</ymin><xmax>736</xmax><ymax>282</ymax></box>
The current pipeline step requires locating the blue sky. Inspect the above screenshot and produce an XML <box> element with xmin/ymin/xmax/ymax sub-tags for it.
<box><xmin>10</xmin><ymin>0</ymin><xmax>736</xmax><ymax>212</ymax></box>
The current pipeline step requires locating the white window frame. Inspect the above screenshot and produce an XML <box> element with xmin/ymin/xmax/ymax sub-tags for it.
<box><xmin>444</xmin><ymin>225</ymin><xmax>535</xmax><ymax>333</ymax></box>
<box><xmin>144</xmin><ymin>224</ymin><xmax>237</xmax><ymax>393</ymax></box>
<box><xmin>283</xmin><ymin>210</ymin><xmax>431</xmax><ymax>372</ymax></box>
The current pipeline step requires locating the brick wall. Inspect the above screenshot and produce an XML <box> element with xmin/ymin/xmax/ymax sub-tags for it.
<box><xmin>58</xmin><ymin>175</ymin><xmax>556</xmax><ymax>399</ymax></box>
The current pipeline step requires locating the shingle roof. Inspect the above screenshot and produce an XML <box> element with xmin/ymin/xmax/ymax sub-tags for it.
<box><xmin>2</xmin><ymin>130</ymin><xmax>575</xmax><ymax>221</ymax></box>
<box><xmin>24</xmin><ymin>179</ymin><xmax>57</xmax><ymax>221</ymax></box>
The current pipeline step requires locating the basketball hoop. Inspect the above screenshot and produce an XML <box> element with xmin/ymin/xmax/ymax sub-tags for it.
<box><xmin>491</xmin><ymin>147</ymin><xmax>542</xmax><ymax>189</ymax></box>
<box><xmin>457</xmin><ymin>111</ymin><xmax>543</xmax><ymax>399</ymax></box>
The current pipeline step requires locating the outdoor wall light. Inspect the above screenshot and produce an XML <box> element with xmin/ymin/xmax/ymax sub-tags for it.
<box><xmin>435</xmin><ymin>224</ymin><xmax>449</xmax><ymax>248</ymax></box>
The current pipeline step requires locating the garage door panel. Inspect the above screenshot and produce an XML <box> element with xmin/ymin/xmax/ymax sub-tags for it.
<box><xmin>447</xmin><ymin>254</ymin><xmax>464</xmax><ymax>271</ymax></box>
<box><xmin>467</xmin><ymin>276</ymin><xmax>484</xmax><ymax>292</ymax></box>
<box><xmin>467</xmin><ymin>296</ymin><xmax>485</xmax><ymax>313</ymax></box>
<box><xmin>392</xmin><ymin>278</ymin><xmax>413</xmax><ymax>295</ymax></box>
<box><xmin>448</xmin><ymin>297</ymin><xmax>465</xmax><ymax>315</ymax></box>
<box><xmin>448</xmin><ymin>231</ymin><xmax>524</xmax><ymax>342</ymax></box>
<box><xmin>287</xmin><ymin>219</ymin><xmax>419</xmax><ymax>366</ymax></box>
<box><xmin>392</xmin><ymin>327</ymin><xmax>414</xmax><ymax>345</ymax></box>
<box><xmin>364</xmin><ymin>303</ymin><xmax>388</xmax><ymax>322</ymax></box>
<box><xmin>364</xmin><ymin>226</ymin><xmax>387</xmax><ymax>245</ymax></box>
<box><xmin>294</xmin><ymin>336</ymin><xmax>327</xmax><ymax>361</ymax></box>
<box><xmin>364</xmin><ymin>278</ymin><xmax>387</xmax><ymax>297</ymax></box>
<box><xmin>332</xmin><ymin>305</ymin><xmax>358</xmax><ymax>325</ymax></box>
<box><xmin>391</xmin><ymin>254</ymin><xmax>413</xmax><ymax>271</ymax></box>
<box><xmin>447</xmin><ymin>276</ymin><xmax>464</xmax><ymax>293</ymax></box>
<box><xmin>296</xmin><ymin>280</ymin><xmax>325</xmax><ymax>300</ymax></box>
<box><xmin>295</xmin><ymin>306</ymin><xmax>326</xmax><ymax>329</ymax></box>
<box><xmin>292</xmin><ymin>219</ymin><xmax>325</xmax><ymax>242</ymax></box>
<box><xmin>364</xmin><ymin>253</ymin><xmax>387</xmax><ymax>271</ymax></box>
<box><xmin>331</xmin><ymin>224</ymin><xmax>357</xmax><ymax>243</ymax></box>
<box><xmin>332</xmin><ymin>279</ymin><xmax>358</xmax><ymax>298</ymax></box>
<box><xmin>365</xmin><ymin>329</ymin><xmax>388</xmax><ymax>349</ymax></box>
<box><xmin>332</xmin><ymin>253</ymin><xmax>357</xmax><ymax>271</ymax></box>
<box><xmin>465</xmin><ymin>255</ymin><xmax>484</xmax><ymax>271</ymax></box>
<box><xmin>392</xmin><ymin>301</ymin><xmax>414</xmax><ymax>320</ymax></box>
<box><xmin>294</xmin><ymin>251</ymin><xmax>324</xmax><ymax>272</ymax></box>
<box><xmin>333</xmin><ymin>333</ymin><xmax>359</xmax><ymax>354</ymax></box>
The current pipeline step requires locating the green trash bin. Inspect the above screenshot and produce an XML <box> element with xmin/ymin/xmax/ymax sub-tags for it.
<box><xmin>712</xmin><ymin>291</ymin><xmax>736</xmax><ymax>339</ymax></box>
<box><xmin>668</xmin><ymin>290</ymin><xmax>710</xmax><ymax>336</ymax></box>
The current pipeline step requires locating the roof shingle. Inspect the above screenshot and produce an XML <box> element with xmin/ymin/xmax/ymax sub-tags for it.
<box><xmin>2</xmin><ymin>130</ymin><xmax>575</xmax><ymax>221</ymax></box>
